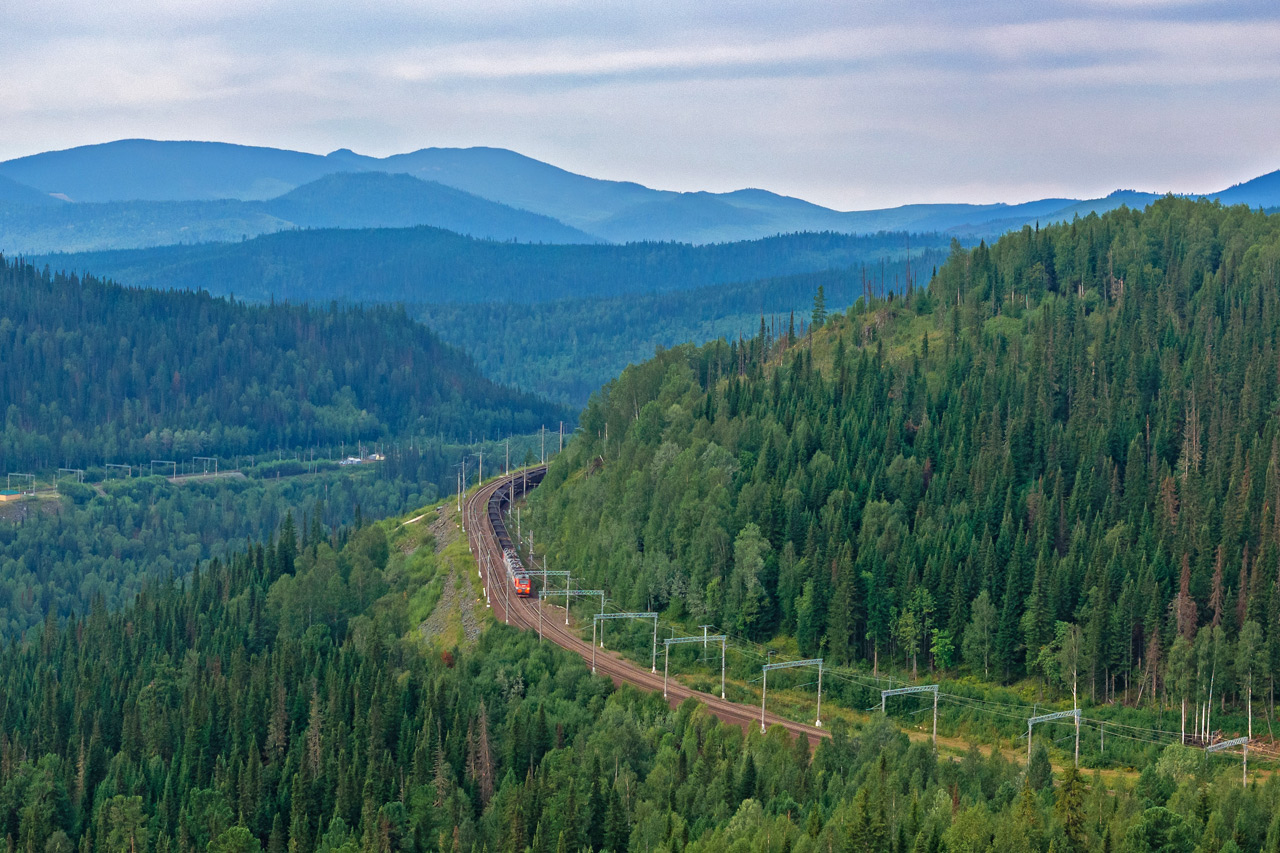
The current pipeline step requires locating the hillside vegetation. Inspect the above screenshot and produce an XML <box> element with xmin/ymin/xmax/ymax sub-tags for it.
<box><xmin>0</xmin><ymin>254</ymin><xmax>564</xmax><ymax>474</ymax></box>
<box><xmin>4</xmin><ymin>500</ymin><xmax>1280</xmax><ymax>853</ymax></box>
<box><xmin>530</xmin><ymin>199</ymin><xmax>1280</xmax><ymax>737</ymax></box>
<box><xmin>36</xmin><ymin>229</ymin><xmax>949</xmax><ymax>305</ymax></box>
<box><xmin>422</xmin><ymin>256</ymin><xmax>944</xmax><ymax>406</ymax></box>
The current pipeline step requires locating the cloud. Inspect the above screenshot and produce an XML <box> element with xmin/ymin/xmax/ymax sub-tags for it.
<box><xmin>3</xmin><ymin>0</ymin><xmax>1279</xmax><ymax>208</ymax></box>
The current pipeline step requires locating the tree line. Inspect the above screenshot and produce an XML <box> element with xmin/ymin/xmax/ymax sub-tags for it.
<box><xmin>3</xmin><ymin>498</ymin><xmax>1279</xmax><ymax>853</ymax></box>
<box><xmin>38</xmin><ymin>228</ymin><xmax>952</xmax><ymax>306</ymax></box>
<box><xmin>422</xmin><ymin>256</ymin><xmax>945</xmax><ymax>407</ymax></box>
<box><xmin>0</xmin><ymin>466</ymin><xmax>434</xmax><ymax>642</ymax></box>
<box><xmin>0</xmin><ymin>254</ymin><xmax>564</xmax><ymax>475</ymax></box>
<box><xmin>529</xmin><ymin>199</ymin><xmax>1280</xmax><ymax>739</ymax></box>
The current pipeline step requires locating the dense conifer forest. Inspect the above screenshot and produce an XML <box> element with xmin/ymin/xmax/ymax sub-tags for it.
<box><xmin>423</xmin><ymin>256</ymin><xmax>944</xmax><ymax>406</ymax></box>
<box><xmin>5</xmin><ymin>500</ymin><xmax>1280</xmax><ymax>853</ymax></box>
<box><xmin>529</xmin><ymin>199</ymin><xmax>1280</xmax><ymax>738</ymax></box>
<box><xmin>0</xmin><ymin>254</ymin><xmax>564</xmax><ymax>474</ymax></box>
<box><xmin>0</xmin><ymin>469</ymin><xmax>434</xmax><ymax>641</ymax></box>
<box><xmin>36</xmin><ymin>229</ymin><xmax>948</xmax><ymax>305</ymax></box>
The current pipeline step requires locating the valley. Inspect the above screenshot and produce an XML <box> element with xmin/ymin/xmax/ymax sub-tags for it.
<box><xmin>3</xmin><ymin>145</ymin><xmax>1280</xmax><ymax>853</ymax></box>
<box><xmin>8</xmin><ymin>1</ymin><xmax>1280</xmax><ymax>849</ymax></box>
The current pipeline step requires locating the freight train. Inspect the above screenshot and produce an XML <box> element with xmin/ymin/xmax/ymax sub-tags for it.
<box><xmin>487</xmin><ymin>466</ymin><xmax>547</xmax><ymax>598</ymax></box>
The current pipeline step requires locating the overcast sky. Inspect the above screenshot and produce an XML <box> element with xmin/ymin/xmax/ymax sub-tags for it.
<box><xmin>4</xmin><ymin>0</ymin><xmax>1278</xmax><ymax>209</ymax></box>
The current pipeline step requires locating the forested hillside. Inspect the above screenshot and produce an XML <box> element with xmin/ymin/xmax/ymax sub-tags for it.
<box><xmin>5</xmin><ymin>501</ymin><xmax>1279</xmax><ymax>853</ymax></box>
<box><xmin>0</xmin><ymin>255</ymin><xmax>563</xmax><ymax>473</ymax></box>
<box><xmin>0</xmin><ymin>467</ymin><xmax>431</xmax><ymax>641</ymax></box>
<box><xmin>37</xmin><ymin>229</ymin><xmax>949</xmax><ymax>305</ymax></box>
<box><xmin>423</xmin><ymin>255</ymin><xmax>944</xmax><ymax>406</ymax></box>
<box><xmin>530</xmin><ymin>199</ymin><xmax>1280</xmax><ymax>734</ymax></box>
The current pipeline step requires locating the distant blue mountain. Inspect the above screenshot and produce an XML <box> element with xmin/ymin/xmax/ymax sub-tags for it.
<box><xmin>1</xmin><ymin>139</ymin><xmax>1276</xmax><ymax>250</ymax></box>
<box><xmin>260</xmin><ymin>172</ymin><xmax>597</xmax><ymax>242</ymax></box>
<box><xmin>0</xmin><ymin>174</ymin><xmax>62</xmax><ymax>206</ymax></box>
<box><xmin>1211</xmin><ymin>170</ymin><xmax>1280</xmax><ymax>208</ymax></box>
<box><xmin>0</xmin><ymin>170</ymin><xmax>598</xmax><ymax>254</ymax></box>
<box><xmin>0</xmin><ymin>139</ymin><xmax>342</xmax><ymax>202</ymax></box>
<box><xmin>37</xmin><ymin>227</ymin><xmax>943</xmax><ymax>306</ymax></box>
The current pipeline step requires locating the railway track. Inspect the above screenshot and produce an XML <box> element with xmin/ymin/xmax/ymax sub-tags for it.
<box><xmin>463</xmin><ymin>468</ymin><xmax>828</xmax><ymax>742</ymax></box>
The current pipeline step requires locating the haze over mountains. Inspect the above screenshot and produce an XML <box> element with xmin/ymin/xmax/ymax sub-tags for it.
<box><xmin>1</xmin><ymin>139</ymin><xmax>1277</xmax><ymax>253</ymax></box>
<box><xmin>38</xmin><ymin>228</ymin><xmax>939</xmax><ymax>307</ymax></box>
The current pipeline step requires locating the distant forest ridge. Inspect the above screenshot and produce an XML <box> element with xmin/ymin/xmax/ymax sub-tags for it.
<box><xmin>3</xmin><ymin>139</ymin><xmax>1278</xmax><ymax>248</ymax></box>
<box><xmin>33</xmin><ymin>227</ymin><xmax>950</xmax><ymax>305</ymax></box>
<box><xmin>422</xmin><ymin>257</ymin><xmax>946</xmax><ymax>406</ymax></box>
<box><xmin>0</xmin><ymin>171</ymin><xmax>600</xmax><ymax>254</ymax></box>
<box><xmin>530</xmin><ymin>199</ymin><xmax>1280</xmax><ymax>733</ymax></box>
<box><xmin>0</xmin><ymin>254</ymin><xmax>567</xmax><ymax>475</ymax></box>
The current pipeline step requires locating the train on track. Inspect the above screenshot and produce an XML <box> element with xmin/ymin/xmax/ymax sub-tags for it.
<box><xmin>487</xmin><ymin>466</ymin><xmax>546</xmax><ymax>598</ymax></box>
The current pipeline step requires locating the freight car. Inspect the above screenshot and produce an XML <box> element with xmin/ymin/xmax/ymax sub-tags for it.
<box><xmin>486</xmin><ymin>466</ymin><xmax>547</xmax><ymax>598</ymax></box>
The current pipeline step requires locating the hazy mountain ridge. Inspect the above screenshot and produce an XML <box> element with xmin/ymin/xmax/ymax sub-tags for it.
<box><xmin>2</xmin><ymin>139</ymin><xmax>1277</xmax><ymax>251</ymax></box>
<box><xmin>0</xmin><ymin>174</ymin><xmax>63</xmax><ymax>206</ymax></box>
<box><xmin>35</xmin><ymin>227</ymin><xmax>946</xmax><ymax>306</ymax></box>
<box><xmin>0</xmin><ymin>170</ymin><xmax>598</xmax><ymax>254</ymax></box>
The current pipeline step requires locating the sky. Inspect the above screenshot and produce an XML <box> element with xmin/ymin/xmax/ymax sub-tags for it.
<box><xmin>3</xmin><ymin>0</ymin><xmax>1279</xmax><ymax>210</ymax></box>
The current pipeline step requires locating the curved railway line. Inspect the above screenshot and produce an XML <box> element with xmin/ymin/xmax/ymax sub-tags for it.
<box><xmin>463</xmin><ymin>467</ymin><xmax>828</xmax><ymax>742</ymax></box>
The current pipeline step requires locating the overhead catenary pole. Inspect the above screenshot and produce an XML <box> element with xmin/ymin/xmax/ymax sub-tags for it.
<box><xmin>1026</xmin><ymin>709</ymin><xmax>1081</xmax><ymax>767</ymax></box>
<box><xmin>816</xmin><ymin>661</ymin><xmax>823</xmax><ymax>727</ymax></box>
<box><xmin>652</xmin><ymin>616</ymin><xmax>658</xmax><ymax>672</ymax></box>
<box><xmin>663</xmin><ymin>634</ymin><xmax>728</xmax><ymax>698</ymax></box>
<box><xmin>531</xmin><ymin>572</ymin><xmax>568</xmax><ymax>640</ymax></box>
<box><xmin>880</xmin><ymin>685</ymin><xmax>940</xmax><ymax>746</ymax></box>
<box><xmin>721</xmin><ymin>637</ymin><xmax>726</xmax><ymax>698</ymax></box>
<box><xmin>761</xmin><ymin>668</ymin><xmax>768</xmax><ymax>733</ymax></box>
<box><xmin>760</xmin><ymin>659</ymin><xmax>823</xmax><ymax>733</ymax></box>
<box><xmin>593</xmin><ymin>613</ymin><xmax>659</xmax><ymax>670</ymax></box>
<box><xmin>560</xmin><ymin>589</ymin><xmax>604</xmax><ymax>628</ymax></box>
<box><xmin>1206</xmin><ymin>736</ymin><xmax>1250</xmax><ymax>787</ymax></box>
<box><xmin>482</xmin><ymin>552</ymin><xmax>490</xmax><ymax>607</ymax></box>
